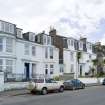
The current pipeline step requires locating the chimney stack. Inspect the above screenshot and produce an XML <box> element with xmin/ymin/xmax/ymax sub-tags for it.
<box><xmin>49</xmin><ymin>27</ymin><xmax>57</xmax><ymax>37</ymax></box>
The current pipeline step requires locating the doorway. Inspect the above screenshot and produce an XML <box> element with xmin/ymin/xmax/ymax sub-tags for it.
<box><xmin>24</xmin><ymin>63</ymin><xmax>30</xmax><ymax>80</ymax></box>
<box><xmin>80</xmin><ymin>65</ymin><xmax>82</xmax><ymax>76</ymax></box>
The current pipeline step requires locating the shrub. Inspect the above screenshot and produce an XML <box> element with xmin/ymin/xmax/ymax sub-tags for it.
<box><xmin>53</xmin><ymin>76</ymin><xmax>60</xmax><ymax>81</ymax></box>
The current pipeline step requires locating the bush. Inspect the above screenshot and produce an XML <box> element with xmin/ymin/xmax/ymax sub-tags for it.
<box><xmin>53</xmin><ymin>76</ymin><xmax>60</xmax><ymax>81</ymax></box>
<box><xmin>95</xmin><ymin>72</ymin><xmax>105</xmax><ymax>77</ymax></box>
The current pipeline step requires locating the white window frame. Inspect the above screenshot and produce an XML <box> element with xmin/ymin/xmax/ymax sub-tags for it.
<box><xmin>5</xmin><ymin>59</ymin><xmax>13</xmax><ymax>73</ymax></box>
<box><xmin>70</xmin><ymin>64</ymin><xmax>74</xmax><ymax>73</ymax></box>
<box><xmin>0</xmin><ymin>37</ymin><xmax>3</xmax><ymax>52</ymax></box>
<box><xmin>43</xmin><ymin>35</ymin><xmax>47</xmax><ymax>44</ymax></box>
<box><xmin>32</xmin><ymin>46</ymin><xmax>36</xmax><ymax>56</ymax></box>
<box><xmin>47</xmin><ymin>36</ymin><xmax>51</xmax><ymax>45</ymax></box>
<box><xmin>50</xmin><ymin>64</ymin><xmax>54</xmax><ymax>74</ymax></box>
<box><xmin>70</xmin><ymin>52</ymin><xmax>74</xmax><ymax>61</ymax></box>
<box><xmin>45</xmin><ymin>47</ymin><xmax>48</xmax><ymax>58</ymax></box>
<box><xmin>45</xmin><ymin>64</ymin><xmax>48</xmax><ymax>75</ymax></box>
<box><xmin>24</xmin><ymin>43</ymin><xmax>29</xmax><ymax>55</ymax></box>
<box><xmin>50</xmin><ymin>47</ymin><xmax>53</xmax><ymax>59</ymax></box>
<box><xmin>60</xmin><ymin>66</ymin><xmax>64</xmax><ymax>73</ymax></box>
<box><xmin>71</xmin><ymin>40</ymin><xmax>74</xmax><ymax>46</ymax></box>
<box><xmin>0</xmin><ymin>59</ymin><xmax>3</xmax><ymax>71</ymax></box>
<box><xmin>6</xmin><ymin>38</ymin><xmax>13</xmax><ymax>53</ymax></box>
<box><xmin>79</xmin><ymin>42</ymin><xmax>83</xmax><ymax>48</ymax></box>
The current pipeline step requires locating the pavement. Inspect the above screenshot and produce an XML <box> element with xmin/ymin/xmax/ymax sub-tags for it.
<box><xmin>0</xmin><ymin>86</ymin><xmax>105</xmax><ymax>105</ymax></box>
<box><xmin>0</xmin><ymin>89</ymin><xmax>29</xmax><ymax>97</ymax></box>
<box><xmin>0</xmin><ymin>83</ymin><xmax>102</xmax><ymax>97</ymax></box>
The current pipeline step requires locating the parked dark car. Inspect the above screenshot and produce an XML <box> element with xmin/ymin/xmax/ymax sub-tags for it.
<box><xmin>63</xmin><ymin>79</ymin><xmax>85</xmax><ymax>90</ymax></box>
<box><xmin>102</xmin><ymin>78</ymin><xmax>105</xmax><ymax>85</ymax></box>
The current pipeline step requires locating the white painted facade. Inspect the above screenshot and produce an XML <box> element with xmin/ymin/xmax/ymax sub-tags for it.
<box><xmin>0</xmin><ymin>20</ymin><xmax>59</xmax><ymax>81</ymax></box>
<box><xmin>0</xmin><ymin>20</ymin><xmax>97</xmax><ymax>81</ymax></box>
<box><xmin>63</xmin><ymin>38</ymin><xmax>78</xmax><ymax>78</ymax></box>
<box><xmin>16</xmin><ymin>38</ymin><xmax>59</xmax><ymax>79</ymax></box>
<box><xmin>63</xmin><ymin>38</ymin><xmax>96</xmax><ymax>78</ymax></box>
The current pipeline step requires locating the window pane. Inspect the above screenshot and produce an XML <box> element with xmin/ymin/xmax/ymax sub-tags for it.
<box><xmin>5</xmin><ymin>23</ymin><xmax>9</xmax><ymax>32</ymax></box>
<box><xmin>60</xmin><ymin>66</ymin><xmax>64</xmax><ymax>73</ymax></box>
<box><xmin>0</xmin><ymin>38</ymin><xmax>3</xmax><ymax>52</ymax></box>
<box><xmin>0</xmin><ymin>59</ymin><xmax>3</xmax><ymax>71</ymax></box>
<box><xmin>47</xmin><ymin>36</ymin><xmax>51</xmax><ymax>45</ymax></box>
<box><xmin>32</xmin><ymin>46</ymin><xmax>36</xmax><ymax>56</ymax></box>
<box><xmin>6</xmin><ymin>38</ymin><xmax>13</xmax><ymax>52</ymax></box>
<box><xmin>50</xmin><ymin>47</ymin><xmax>53</xmax><ymax>59</ymax></box>
<box><xmin>1</xmin><ymin>21</ymin><xmax>5</xmax><ymax>31</ymax></box>
<box><xmin>9</xmin><ymin>24</ymin><xmax>15</xmax><ymax>34</ymax></box>
<box><xmin>70</xmin><ymin>52</ymin><xmax>74</xmax><ymax>61</ymax></box>
<box><xmin>43</xmin><ymin>36</ymin><xmax>46</xmax><ymax>44</ymax></box>
<box><xmin>45</xmin><ymin>47</ymin><xmax>48</xmax><ymax>58</ymax></box>
<box><xmin>71</xmin><ymin>64</ymin><xmax>74</xmax><ymax>73</ymax></box>
<box><xmin>6</xmin><ymin>60</ymin><xmax>13</xmax><ymax>73</ymax></box>
<box><xmin>50</xmin><ymin>64</ymin><xmax>54</xmax><ymax>74</ymax></box>
<box><xmin>71</xmin><ymin>40</ymin><xmax>74</xmax><ymax>46</ymax></box>
<box><xmin>24</xmin><ymin>44</ymin><xmax>29</xmax><ymax>55</ymax></box>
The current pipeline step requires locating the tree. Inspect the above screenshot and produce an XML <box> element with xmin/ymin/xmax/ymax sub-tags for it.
<box><xmin>92</xmin><ymin>59</ymin><xmax>98</xmax><ymax>76</ymax></box>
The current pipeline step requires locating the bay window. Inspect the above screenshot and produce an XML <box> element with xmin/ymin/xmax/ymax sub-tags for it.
<box><xmin>6</xmin><ymin>60</ymin><xmax>13</xmax><ymax>73</ymax></box>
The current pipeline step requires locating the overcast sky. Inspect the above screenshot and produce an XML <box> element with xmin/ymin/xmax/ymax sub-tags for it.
<box><xmin>0</xmin><ymin>0</ymin><xmax>105</xmax><ymax>44</ymax></box>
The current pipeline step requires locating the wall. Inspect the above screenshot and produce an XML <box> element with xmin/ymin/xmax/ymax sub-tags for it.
<box><xmin>4</xmin><ymin>82</ymin><xmax>28</xmax><ymax>90</ymax></box>
<box><xmin>78</xmin><ymin>78</ymin><xmax>104</xmax><ymax>84</ymax></box>
<box><xmin>63</xmin><ymin>49</ymin><xmax>77</xmax><ymax>78</ymax></box>
<box><xmin>0</xmin><ymin>72</ymin><xmax>4</xmax><ymax>92</ymax></box>
<box><xmin>16</xmin><ymin>39</ymin><xmax>60</xmax><ymax>78</ymax></box>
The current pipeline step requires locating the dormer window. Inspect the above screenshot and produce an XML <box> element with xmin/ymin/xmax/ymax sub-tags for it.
<box><xmin>0</xmin><ymin>20</ymin><xmax>15</xmax><ymax>34</ymax></box>
<box><xmin>79</xmin><ymin>42</ymin><xmax>83</xmax><ymax>48</ymax></box>
<box><xmin>43</xmin><ymin>35</ymin><xmax>47</xmax><ymax>44</ymax></box>
<box><xmin>71</xmin><ymin>40</ymin><xmax>74</xmax><ymax>46</ymax></box>
<box><xmin>47</xmin><ymin>36</ymin><xmax>51</xmax><ymax>45</ymax></box>
<box><xmin>16</xmin><ymin>28</ymin><xmax>23</xmax><ymax>38</ymax></box>
<box><xmin>29</xmin><ymin>32</ymin><xmax>35</xmax><ymax>42</ymax></box>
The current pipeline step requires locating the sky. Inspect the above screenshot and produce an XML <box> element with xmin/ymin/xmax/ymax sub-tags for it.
<box><xmin>0</xmin><ymin>0</ymin><xmax>105</xmax><ymax>44</ymax></box>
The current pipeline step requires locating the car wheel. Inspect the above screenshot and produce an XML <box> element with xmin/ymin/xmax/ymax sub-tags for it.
<box><xmin>82</xmin><ymin>85</ymin><xmax>85</xmax><ymax>89</ymax></box>
<box><xmin>30</xmin><ymin>90</ymin><xmax>36</xmax><ymax>94</ymax></box>
<box><xmin>59</xmin><ymin>86</ymin><xmax>64</xmax><ymax>92</ymax></box>
<box><xmin>41</xmin><ymin>88</ymin><xmax>47</xmax><ymax>95</ymax></box>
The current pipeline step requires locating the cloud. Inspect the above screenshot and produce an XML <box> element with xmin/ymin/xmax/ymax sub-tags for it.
<box><xmin>0</xmin><ymin>0</ymin><xmax>105</xmax><ymax>43</ymax></box>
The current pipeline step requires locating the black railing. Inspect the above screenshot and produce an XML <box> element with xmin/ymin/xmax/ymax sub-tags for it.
<box><xmin>4</xmin><ymin>73</ymin><xmax>28</xmax><ymax>82</ymax></box>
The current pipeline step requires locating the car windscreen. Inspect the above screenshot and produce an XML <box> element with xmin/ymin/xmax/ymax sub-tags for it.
<box><xmin>33</xmin><ymin>79</ymin><xmax>44</xmax><ymax>83</ymax></box>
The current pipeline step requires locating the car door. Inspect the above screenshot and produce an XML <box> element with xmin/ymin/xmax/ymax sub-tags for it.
<box><xmin>51</xmin><ymin>80</ymin><xmax>59</xmax><ymax>89</ymax></box>
<box><xmin>73</xmin><ymin>79</ymin><xmax>80</xmax><ymax>89</ymax></box>
<box><xmin>76</xmin><ymin>79</ymin><xmax>81</xmax><ymax>89</ymax></box>
<box><xmin>45</xmin><ymin>79</ymin><xmax>54</xmax><ymax>90</ymax></box>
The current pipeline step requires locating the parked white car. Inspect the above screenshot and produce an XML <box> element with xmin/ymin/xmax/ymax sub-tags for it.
<box><xmin>27</xmin><ymin>78</ymin><xmax>64</xmax><ymax>95</ymax></box>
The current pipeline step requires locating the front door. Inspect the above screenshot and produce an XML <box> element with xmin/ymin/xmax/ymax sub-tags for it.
<box><xmin>24</xmin><ymin>63</ymin><xmax>30</xmax><ymax>80</ymax></box>
<box><xmin>80</xmin><ymin>65</ymin><xmax>82</xmax><ymax>76</ymax></box>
